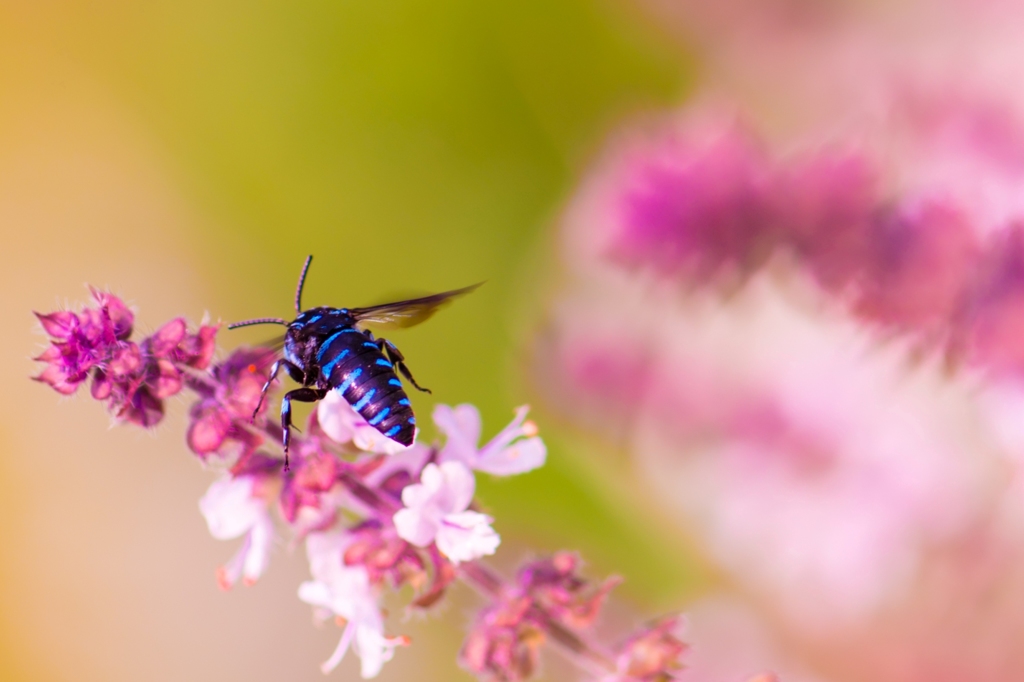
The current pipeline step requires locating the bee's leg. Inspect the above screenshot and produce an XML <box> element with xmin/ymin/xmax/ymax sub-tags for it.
<box><xmin>280</xmin><ymin>387</ymin><xmax>327</xmax><ymax>471</ymax></box>
<box><xmin>378</xmin><ymin>338</ymin><xmax>431</xmax><ymax>394</ymax></box>
<box><xmin>253</xmin><ymin>359</ymin><xmax>302</xmax><ymax>422</ymax></box>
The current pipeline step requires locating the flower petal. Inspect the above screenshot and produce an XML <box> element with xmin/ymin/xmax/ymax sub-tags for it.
<box><xmin>435</xmin><ymin>403</ymin><xmax>482</xmax><ymax>465</ymax></box>
<box><xmin>354</xmin><ymin>624</ymin><xmax>398</xmax><ymax>679</ymax></box>
<box><xmin>475</xmin><ymin>436</ymin><xmax>547</xmax><ymax>476</ymax></box>
<box><xmin>393</xmin><ymin>507</ymin><xmax>439</xmax><ymax>547</ymax></box>
<box><xmin>318</xmin><ymin>389</ymin><xmax>361</xmax><ymax>444</ymax></box>
<box><xmin>242</xmin><ymin>512</ymin><xmax>274</xmax><ymax>586</ymax></box>
<box><xmin>298</xmin><ymin>580</ymin><xmax>334</xmax><ymax>611</ymax></box>
<box><xmin>437</xmin><ymin>461</ymin><xmax>476</xmax><ymax>514</ymax></box>
<box><xmin>435</xmin><ymin>511</ymin><xmax>500</xmax><ymax>564</ymax></box>
<box><xmin>199</xmin><ymin>475</ymin><xmax>262</xmax><ymax>540</ymax></box>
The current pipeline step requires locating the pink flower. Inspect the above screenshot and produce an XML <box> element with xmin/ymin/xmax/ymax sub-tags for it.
<box><xmin>393</xmin><ymin>462</ymin><xmax>500</xmax><ymax>564</ymax></box>
<box><xmin>198</xmin><ymin>474</ymin><xmax>275</xmax><ymax>590</ymax></box>
<box><xmin>461</xmin><ymin>554</ymin><xmax>621</xmax><ymax>682</ymax></box>
<box><xmin>604</xmin><ymin>615</ymin><xmax>688</xmax><ymax>682</ymax></box>
<box><xmin>460</xmin><ymin>594</ymin><xmax>540</xmax><ymax>682</ymax></box>
<box><xmin>186</xmin><ymin>348</ymin><xmax>274</xmax><ymax>458</ymax></box>
<box><xmin>34</xmin><ymin>290</ymin><xmax>134</xmax><ymax>396</ymax></box>
<box><xmin>341</xmin><ymin>520</ymin><xmax>428</xmax><ymax>591</ymax></box>
<box><xmin>542</xmin><ymin>285</ymin><xmax>993</xmax><ymax>628</ymax></box>
<box><xmin>34</xmin><ymin>289</ymin><xmax>217</xmax><ymax>427</ymax></box>
<box><xmin>435</xmin><ymin>404</ymin><xmax>547</xmax><ymax>476</ymax></box>
<box><xmin>278</xmin><ymin>444</ymin><xmax>343</xmax><ymax>528</ymax></box>
<box><xmin>298</xmin><ymin>531</ymin><xmax>407</xmax><ymax>678</ymax></box>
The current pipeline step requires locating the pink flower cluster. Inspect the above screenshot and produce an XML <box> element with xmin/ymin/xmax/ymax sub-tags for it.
<box><xmin>589</xmin><ymin>119</ymin><xmax>1024</xmax><ymax>377</ymax></box>
<box><xmin>542</xmin><ymin>101</ymin><xmax>1024</xmax><ymax>678</ymax></box>
<box><xmin>34</xmin><ymin>288</ymin><xmax>216</xmax><ymax>426</ymax></box>
<box><xmin>460</xmin><ymin>553</ymin><xmax>622</xmax><ymax>680</ymax></box>
<box><xmin>33</xmin><ymin>294</ymin><xmax>745</xmax><ymax>681</ymax></box>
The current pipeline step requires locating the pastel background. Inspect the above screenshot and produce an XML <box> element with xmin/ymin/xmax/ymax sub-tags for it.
<box><xmin>9</xmin><ymin>1</ymin><xmax>1024</xmax><ymax>681</ymax></box>
<box><xmin>0</xmin><ymin>2</ymin><xmax>692</xmax><ymax>681</ymax></box>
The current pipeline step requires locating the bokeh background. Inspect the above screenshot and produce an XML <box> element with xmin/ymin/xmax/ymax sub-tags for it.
<box><xmin>0</xmin><ymin>2</ymin><xmax>693</xmax><ymax>681</ymax></box>
<box><xmin>9</xmin><ymin>1</ymin><xmax>1024</xmax><ymax>681</ymax></box>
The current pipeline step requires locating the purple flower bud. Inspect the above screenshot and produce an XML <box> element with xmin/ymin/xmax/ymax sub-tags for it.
<box><xmin>175</xmin><ymin>324</ymin><xmax>218</xmax><ymax>370</ymax></box>
<box><xmin>117</xmin><ymin>385</ymin><xmax>165</xmax><ymax>428</ymax></box>
<box><xmin>185</xmin><ymin>348</ymin><xmax>274</xmax><ymax>459</ymax></box>
<box><xmin>88</xmin><ymin>287</ymin><xmax>134</xmax><ymax>340</ymax></box>
<box><xmin>517</xmin><ymin>553</ymin><xmax>621</xmax><ymax>630</ymax></box>
<box><xmin>609</xmin><ymin>616</ymin><xmax>688</xmax><ymax>682</ymax></box>
<box><xmin>187</xmin><ymin>402</ymin><xmax>233</xmax><ymax>455</ymax></box>
<box><xmin>145</xmin><ymin>318</ymin><xmax>188</xmax><ymax>357</ymax></box>
<box><xmin>34</xmin><ymin>291</ymin><xmax>217</xmax><ymax>430</ymax></box>
<box><xmin>460</xmin><ymin>595</ymin><xmax>541</xmax><ymax>682</ymax></box>
<box><xmin>35</xmin><ymin>310</ymin><xmax>80</xmax><ymax>340</ymax></box>
<box><xmin>342</xmin><ymin>520</ymin><xmax>430</xmax><ymax>593</ymax></box>
<box><xmin>280</xmin><ymin>447</ymin><xmax>342</xmax><ymax>524</ymax></box>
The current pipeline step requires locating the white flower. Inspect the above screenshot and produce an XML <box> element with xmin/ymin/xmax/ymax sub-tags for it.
<box><xmin>198</xmin><ymin>474</ymin><xmax>274</xmax><ymax>589</ymax></box>
<box><xmin>435</xmin><ymin>403</ymin><xmax>546</xmax><ymax>476</ymax></box>
<box><xmin>393</xmin><ymin>461</ymin><xmax>500</xmax><ymax>564</ymax></box>
<box><xmin>317</xmin><ymin>389</ymin><xmax>413</xmax><ymax>455</ymax></box>
<box><xmin>298</xmin><ymin>531</ymin><xmax>405</xmax><ymax>678</ymax></box>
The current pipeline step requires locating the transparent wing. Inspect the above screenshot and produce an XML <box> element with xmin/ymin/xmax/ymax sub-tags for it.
<box><xmin>349</xmin><ymin>283</ymin><xmax>482</xmax><ymax>330</ymax></box>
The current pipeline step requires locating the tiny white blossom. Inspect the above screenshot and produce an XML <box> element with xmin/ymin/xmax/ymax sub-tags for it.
<box><xmin>298</xmin><ymin>531</ymin><xmax>406</xmax><ymax>678</ymax></box>
<box><xmin>434</xmin><ymin>404</ymin><xmax>546</xmax><ymax>476</ymax></box>
<box><xmin>393</xmin><ymin>461</ymin><xmax>500</xmax><ymax>564</ymax></box>
<box><xmin>198</xmin><ymin>474</ymin><xmax>274</xmax><ymax>589</ymax></box>
<box><xmin>318</xmin><ymin>389</ymin><xmax>412</xmax><ymax>455</ymax></box>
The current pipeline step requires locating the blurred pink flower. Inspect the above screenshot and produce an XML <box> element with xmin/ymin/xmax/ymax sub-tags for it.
<box><xmin>460</xmin><ymin>553</ymin><xmax>621</xmax><ymax>682</ymax></box>
<box><xmin>393</xmin><ymin>462</ymin><xmax>500</xmax><ymax>564</ymax></box>
<box><xmin>298</xmin><ymin>530</ymin><xmax>407</xmax><ymax>678</ymax></box>
<box><xmin>199</xmin><ymin>474</ymin><xmax>275</xmax><ymax>590</ymax></box>
<box><xmin>515</xmin><ymin>552</ymin><xmax>620</xmax><ymax>631</ymax></box>
<box><xmin>460</xmin><ymin>593</ymin><xmax>540</xmax><ymax>682</ymax></box>
<box><xmin>603</xmin><ymin>615</ymin><xmax>688</xmax><ymax>682</ymax></box>
<box><xmin>535</xmin><ymin>3</ymin><xmax>1024</xmax><ymax>667</ymax></box>
<box><xmin>540</xmin><ymin>282</ymin><xmax>997</xmax><ymax>628</ymax></box>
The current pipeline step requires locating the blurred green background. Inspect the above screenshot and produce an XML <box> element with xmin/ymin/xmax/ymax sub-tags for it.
<box><xmin>0</xmin><ymin>2</ymin><xmax>707</xmax><ymax>680</ymax></box>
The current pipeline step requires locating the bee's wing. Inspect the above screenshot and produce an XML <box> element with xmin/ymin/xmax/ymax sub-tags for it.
<box><xmin>349</xmin><ymin>283</ymin><xmax>482</xmax><ymax>330</ymax></box>
<box><xmin>259</xmin><ymin>334</ymin><xmax>286</xmax><ymax>351</ymax></box>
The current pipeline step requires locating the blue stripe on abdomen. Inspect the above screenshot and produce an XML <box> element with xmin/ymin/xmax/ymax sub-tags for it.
<box><xmin>368</xmin><ymin>408</ymin><xmax>390</xmax><ymax>425</ymax></box>
<box><xmin>320</xmin><ymin>349</ymin><xmax>349</xmax><ymax>377</ymax></box>
<box><xmin>352</xmin><ymin>389</ymin><xmax>376</xmax><ymax>411</ymax></box>
<box><xmin>336</xmin><ymin>367</ymin><xmax>362</xmax><ymax>394</ymax></box>
<box><xmin>317</xmin><ymin>329</ymin><xmax>349</xmax><ymax>362</ymax></box>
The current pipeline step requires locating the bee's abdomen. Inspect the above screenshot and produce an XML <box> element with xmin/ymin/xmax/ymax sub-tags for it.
<box><xmin>349</xmin><ymin>371</ymin><xmax>416</xmax><ymax>446</ymax></box>
<box><xmin>318</xmin><ymin>329</ymin><xmax>416</xmax><ymax>446</ymax></box>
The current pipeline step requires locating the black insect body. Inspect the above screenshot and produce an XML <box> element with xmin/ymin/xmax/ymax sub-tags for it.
<box><xmin>228</xmin><ymin>255</ymin><xmax>479</xmax><ymax>470</ymax></box>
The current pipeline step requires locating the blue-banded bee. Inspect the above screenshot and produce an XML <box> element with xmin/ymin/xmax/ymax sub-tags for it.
<box><xmin>229</xmin><ymin>255</ymin><xmax>480</xmax><ymax>470</ymax></box>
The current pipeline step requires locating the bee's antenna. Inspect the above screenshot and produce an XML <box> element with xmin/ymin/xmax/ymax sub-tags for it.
<box><xmin>227</xmin><ymin>317</ymin><xmax>289</xmax><ymax>330</ymax></box>
<box><xmin>295</xmin><ymin>255</ymin><xmax>313</xmax><ymax>313</ymax></box>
